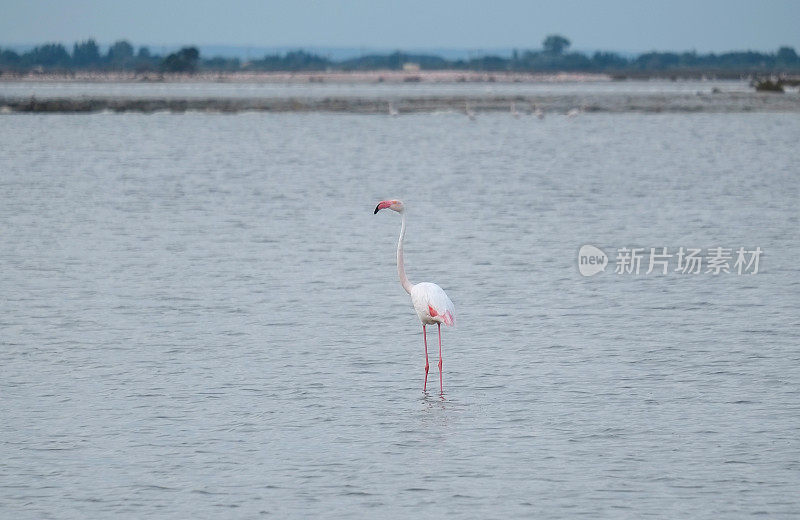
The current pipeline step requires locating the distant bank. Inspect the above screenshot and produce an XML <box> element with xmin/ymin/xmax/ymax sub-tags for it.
<box><xmin>2</xmin><ymin>87</ymin><xmax>799</xmax><ymax>116</ymax></box>
<box><xmin>0</xmin><ymin>70</ymin><xmax>610</xmax><ymax>84</ymax></box>
<box><xmin>2</xmin><ymin>70</ymin><xmax>799</xmax><ymax>87</ymax></box>
<box><xmin>3</xmin><ymin>69</ymin><xmax>800</xmax><ymax>85</ymax></box>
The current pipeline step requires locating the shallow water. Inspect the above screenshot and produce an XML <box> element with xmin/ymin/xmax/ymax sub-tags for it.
<box><xmin>0</xmin><ymin>78</ymin><xmax>754</xmax><ymax>99</ymax></box>
<box><xmin>1</xmin><ymin>111</ymin><xmax>799</xmax><ymax>518</ymax></box>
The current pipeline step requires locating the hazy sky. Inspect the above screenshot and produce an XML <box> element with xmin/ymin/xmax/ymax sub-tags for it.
<box><xmin>2</xmin><ymin>0</ymin><xmax>799</xmax><ymax>52</ymax></box>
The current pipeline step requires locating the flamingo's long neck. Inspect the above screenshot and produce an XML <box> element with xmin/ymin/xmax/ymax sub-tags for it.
<box><xmin>397</xmin><ymin>212</ymin><xmax>413</xmax><ymax>294</ymax></box>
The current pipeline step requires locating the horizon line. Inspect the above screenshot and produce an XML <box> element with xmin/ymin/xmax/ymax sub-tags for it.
<box><xmin>1</xmin><ymin>41</ymin><xmax>794</xmax><ymax>57</ymax></box>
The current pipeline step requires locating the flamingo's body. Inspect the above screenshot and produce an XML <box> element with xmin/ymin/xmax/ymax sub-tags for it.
<box><xmin>465</xmin><ymin>103</ymin><xmax>476</xmax><ymax>120</ymax></box>
<box><xmin>567</xmin><ymin>105</ymin><xmax>585</xmax><ymax>118</ymax></box>
<box><xmin>374</xmin><ymin>200</ymin><xmax>455</xmax><ymax>394</ymax></box>
<box><xmin>411</xmin><ymin>283</ymin><xmax>455</xmax><ymax>326</ymax></box>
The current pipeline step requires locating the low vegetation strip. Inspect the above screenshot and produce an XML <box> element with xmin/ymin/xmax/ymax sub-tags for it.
<box><xmin>3</xmin><ymin>92</ymin><xmax>800</xmax><ymax>114</ymax></box>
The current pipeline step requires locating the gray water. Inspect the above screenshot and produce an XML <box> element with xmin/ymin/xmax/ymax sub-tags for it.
<box><xmin>1</xmin><ymin>110</ymin><xmax>799</xmax><ymax>519</ymax></box>
<box><xmin>0</xmin><ymin>79</ymin><xmax>756</xmax><ymax>100</ymax></box>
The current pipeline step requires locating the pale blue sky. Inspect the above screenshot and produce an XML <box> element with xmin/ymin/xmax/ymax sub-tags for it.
<box><xmin>1</xmin><ymin>0</ymin><xmax>798</xmax><ymax>52</ymax></box>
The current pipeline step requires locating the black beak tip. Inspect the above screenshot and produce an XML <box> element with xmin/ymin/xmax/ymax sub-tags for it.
<box><xmin>373</xmin><ymin>204</ymin><xmax>381</xmax><ymax>214</ymax></box>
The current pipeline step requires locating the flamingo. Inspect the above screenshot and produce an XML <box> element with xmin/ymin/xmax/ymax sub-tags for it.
<box><xmin>374</xmin><ymin>200</ymin><xmax>455</xmax><ymax>394</ymax></box>
<box><xmin>465</xmin><ymin>102</ymin><xmax>476</xmax><ymax>120</ymax></box>
<box><xmin>567</xmin><ymin>105</ymin><xmax>586</xmax><ymax>118</ymax></box>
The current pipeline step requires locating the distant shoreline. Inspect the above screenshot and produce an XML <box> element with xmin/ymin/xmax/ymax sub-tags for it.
<box><xmin>0</xmin><ymin>70</ymin><xmax>613</xmax><ymax>84</ymax></box>
<box><xmin>3</xmin><ymin>69</ymin><xmax>795</xmax><ymax>85</ymax></box>
<box><xmin>3</xmin><ymin>92</ymin><xmax>799</xmax><ymax>114</ymax></box>
<box><xmin>3</xmin><ymin>70</ymin><xmax>799</xmax><ymax>114</ymax></box>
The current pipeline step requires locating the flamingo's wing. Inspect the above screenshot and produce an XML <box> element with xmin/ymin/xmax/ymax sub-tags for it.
<box><xmin>417</xmin><ymin>282</ymin><xmax>456</xmax><ymax>326</ymax></box>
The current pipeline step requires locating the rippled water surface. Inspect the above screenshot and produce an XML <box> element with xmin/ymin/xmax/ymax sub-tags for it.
<box><xmin>1</xmin><ymin>110</ymin><xmax>799</xmax><ymax>519</ymax></box>
<box><xmin>0</xmin><ymin>78</ymin><xmax>754</xmax><ymax>99</ymax></box>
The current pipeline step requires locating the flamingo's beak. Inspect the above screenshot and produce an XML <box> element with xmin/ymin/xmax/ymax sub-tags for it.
<box><xmin>374</xmin><ymin>201</ymin><xmax>392</xmax><ymax>214</ymax></box>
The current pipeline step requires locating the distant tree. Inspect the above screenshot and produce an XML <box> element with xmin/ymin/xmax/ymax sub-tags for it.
<box><xmin>543</xmin><ymin>35</ymin><xmax>571</xmax><ymax>55</ymax></box>
<box><xmin>337</xmin><ymin>51</ymin><xmax>447</xmax><ymax>71</ymax></box>
<box><xmin>162</xmin><ymin>47</ymin><xmax>200</xmax><ymax>73</ymax></box>
<box><xmin>130</xmin><ymin>47</ymin><xmax>160</xmax><ymax>72</ymax></box>
<box><xmin>679</xmin><ymin>51</ymin><xmax>700</xmax><ymax>68</ymax></box>
<box><xmin>591</xmin><ymin>51</ymin><xmax>629</xmax><ymax>69</ymax></box>
<box><xmin>72</xmin><ymin>39</ymin><xmax>101</xmax><ymax>67</ymax></box>
<box><xmin>203</xmin><ymin>56</ymin><xmax>241</xmax><ymax>71</ymax></box>
<box><xmin>22</xmin><ymin>43</ymin><xmax>71</xmax><ymax>68</ymax></box>
<box><xmin>107</xmin><ymin>40</ymin><xmax>134</xmax><ymax>68</ymax></box>
<box><xmin>249</xmin><ymin>50</ymin><xmax>332</xmax><ymax>71</ymax></box>
<box><xmin>468</xmin><ymin>55</ymin><xmax>508</xmax><ymax>71</ymax></box>
<box><xmin>0</xmin><ymin>48</ymin><xmax>21</xmax><ymax>68</ymax></box>
<box><xmin>776</xmin><ymin>46</ymin><xmax>798</xmax><ymax>64</ymax></box>
<box><xmin>412</xmin><ymin>54</ymin><xmax>450</xmax><ymax>70</ymax></box>
<box><xmin>635</xmin><ymin>51</ymin><xmax>680</xmax><ymax>70</ymax></box>
<box><xmin>715</xmin><ymin>51</ymin><xmax>769</xmax><ymax>69</ymax></box>
<box><xmin>283</xmin><ymin>50</ymin><xmax>329</xmax><ymax>70</ymax></box>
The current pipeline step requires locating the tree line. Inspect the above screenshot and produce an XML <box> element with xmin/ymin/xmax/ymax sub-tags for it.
<box><xmin>0</xmin><ymin>40</ymin><xmax>208</xmax><ymax>73</ymax></box>
<box><xmin>1</xmin><ymin>36</ymin><xmax>799</xmax><ymax>75</ymax></box>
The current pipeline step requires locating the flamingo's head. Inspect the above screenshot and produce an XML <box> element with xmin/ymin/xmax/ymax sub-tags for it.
<box><xmin>374</xmin><ymin>199</ymin><xmax>404</xmax><ymax>214</ymax></box>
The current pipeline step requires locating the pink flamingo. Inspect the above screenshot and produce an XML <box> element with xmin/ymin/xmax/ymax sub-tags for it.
<box><xmin>374</xmin><ymin>200</ymin><xmax>455</xmax><ymax>394</ymax></box>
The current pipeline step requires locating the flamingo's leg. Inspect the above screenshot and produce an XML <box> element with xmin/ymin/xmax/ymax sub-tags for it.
<box><xmin>438</xmin><ymin>323</ymin><xmax>443</xmax><ymax>394</ymax></box>
<box><xmin>423</xmin><ymin>325</ymin><xmax>429</xmax><ymax>392</ymax></box>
